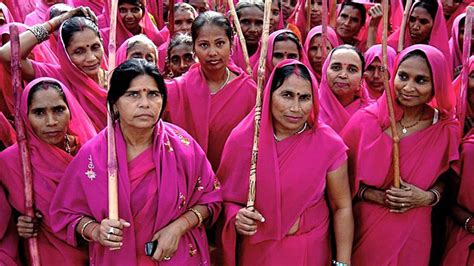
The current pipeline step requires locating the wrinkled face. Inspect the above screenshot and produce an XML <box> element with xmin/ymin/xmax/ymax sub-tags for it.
<box><xmin>169</xmin><ymin>43</ymin><xmax>196</xmax><ymax>77</ymax></box>
<box><xmin>28</xmin><ymin>87</ymin><xmax>70</xmax><ymax>146</ymax></box>
<box><xmin>309</xmin><ymin>0</ymin><xmax>323</xmax><ymax>27</ymax></box>
<box><xmin>66</xmin><ymin>28</ymin><xmax>104</xmax><ymax>79</ymax></box>
<box><xmin>239</xmin><ymin>6</ymin><xmax>264</xmax><ymax>46</ymax></box>
<box><xmin>336</xmin><ymin>6</ymin><xmax>363</xmax><ymax>42</ymax></box>
<box><xmin>441</xmin><ymin>0</ymin><xmax>461</xmax><ymax>17</ymax></box>
<box><xmin>271</xmin><ymin>74</ymin><xmax>313</xmax><ymax>135</ymax></box>
<box><xmin>281</xmin><ymin>0</ymin><xmax>297</xmax><ymax>21</ymax></box>
<box><xmin>364</xmin><ymin>58</ymin><xmax>388</xmax><ymax>93</ymax></box>
<box><xmin>326</xmin><ymin>49</ymin><xmax>363</xmax><ymax>100</ymax></box>
<box><xmin>307</xmin><ymin>34</ymin><xmax>332</xmax><ymax>76</ymax></box>
<box><xmin>272</xmin><ymin>39</ymin><xmax>300</xmax><ymax>67</ymax></box>
<box><xmin>194</xmin><ymin>24</ymin><xmax>231</xmax><ymax>72</ymax></box>
<box><xmin>119</xmin><ymin>3</ymin><xmax>144</xmax><ymax>32</ymax></box>
<box><xmin>127</xmin><ymin>42</ymin><xmax>157</xmax><ymax>63</ymax></box>
<box><xmin>269</xmin><ymin>0</ymin><xmax>280</xmax><ymax>33</ymax></box>
<box><xmin>458</xmin><ymin>22</ymin><xmax>474</xmax><ymax>56</ymax></box>
<box><xmin>188</xmin><ymin>0</ymin><xmax>209</xmax><ymax>14</ymax></box>
<box><xmin>115</xmin><ymin>75</ymin><xmax>163</xmax><ymax>130</ymax></box>
<box><xmin>408</xmin><ymin>7</ymin><xmax>433</xmax><ymax>44</ymax></box>
<box><xmin>174</xmin><ymin>10</ymin><xmax>195</xmax><ymax>35</ymax></box>
<box><xmin>394</xmin><ymin>55</ymin><xmax>433</xmax><ymax>108</ymax></box>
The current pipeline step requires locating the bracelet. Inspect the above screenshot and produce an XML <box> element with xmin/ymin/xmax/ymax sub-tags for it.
<box><xmin>188</xmin><ymin>208</ymin><xmax>203</xmax><ymax>227</ymax></box>
<box><xmin>429</xmin><ymin>188</ymin><xmax>441</xmax><ymax>206</ymax></box>
<box><xmin>464</xmin><ymin>216</ymin><xmax>472</xmax><ymax>232</ymax></box>
<box><xmin>332</xmin><ymin>260</ymin><xmax>350</xmax><ymax>266</ymax></box>
<box><xmin>28</xmin><ymin>24</ymin><xmax>49</xmax><ymax>43</ymax></box>
<box><xmin>80</xmin><ymin>219</ymin><xmax>96</xmax><ymax>242</ymax></box>
<box><xmin>358</xmin><ymin>185</ymin><xmax>369</xmax><ymax>201</ymax></box>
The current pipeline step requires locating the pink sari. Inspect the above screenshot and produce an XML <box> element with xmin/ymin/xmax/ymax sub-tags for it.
<box><xmin>0</xmin><ymin>184</ymin><xmax>19</xmax><ymax>266</ymax></box>
<box><xmin>446</xmin><ymin>0</ymin><xmax>471</xmax><ymax>38</ymax></box>
<box><xmin>341</xmin><ymin>45</ymin><xmax>460</xmax><ymax>265</ymax></box>
<box><xmin>164</xmin><ymin>63</ymin><xmax>257</xmax><ymax>171</ymax></box>
<box><xmin>230</xmin><ymin>35</ymin><xmax>261</xmax><ymax>73</ymax></box>
<box><xmin>71</xmin><ymin>0</ymin><xmax>104</xmax><ymax>16</ymax></box>
<box><xmin>449</xmin><ymin>12</ymin><xmax>466</xmax><ymax>74</ymax></box>
<box><xmin>318</xmin><ymin>48</ymin><xmax>371</xmax><ymax>133</ymax></box>
<box><xmin>217</xmin><ymin>59</ymin><xmax>347</xmax><ymax>266</ymax></box>
<box><xmin>0</xmin><ymin>77</ymin><xmax>96</xmax><ymax>264</ymax></box>
<box><xmin>363</xmin><ymin>44</ymin><xmax>397</xmax><ymax>100</ymax></box>
<box><xmin>115</xmin><ymin>35</ymin><xmax>158</xmax><ymax>66</ymax></box>
<box><xmin>0</xmin><ymin>112</ymin><xmax>16</xmax><ymax>148</ymax></box>
<box><xmin>24</xmin><ymin>0</ymin><xmax>51</xmax><ymax>26</ymax></box>
<box><xmin>0</xmin><ymin>3</ymin><xmax>15</xmax><ymax>25</ymax></box>
<box><xmin>50</xmin><ymin>121</ymin><xmax>222</xmax><ymax>265</ymax></box>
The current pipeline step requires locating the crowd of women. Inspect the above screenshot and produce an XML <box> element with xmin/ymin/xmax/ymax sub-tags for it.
<box><xmin>0</xmin><ymin>0</ymin><xmax>472</xmax><ymax>265</ymax></box>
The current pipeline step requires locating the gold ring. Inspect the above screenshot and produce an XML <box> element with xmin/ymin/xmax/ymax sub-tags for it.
<box><xmin>163</xmin><ymin>256</ymin><xmax>171</xmax><ymax>261</ymax></box>
<box><xmin>106</xmin><ymin>233</ymin><xmax>111</xmax><ymax>240</ymax></box>
<box><xmin>401</xmin><ymin>203</ymin><xmax>405</xmax><ymax>207</ymax></box>
<box><xmin>108</xmin><ymin>227</ymin><xmax>114</xmax><ymax>234</ymax></box>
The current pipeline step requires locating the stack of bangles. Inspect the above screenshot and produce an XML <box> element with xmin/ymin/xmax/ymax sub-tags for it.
<box><xmin>332</xmin><ymin>260</ymin><xmax>350</xmax><ymax>266</ymax></box>
<box><xmin>28</xmin><ymin>18</ymin><xmax>60</xmax><ymax>43</ymax></box>
<box><xmin>429</xmin><ymin>188</ymin><xmax>441</xmax><ymax>206</ymax></box>
<box><xmin>188</xmin><ymin>207</ymin><xmax>203</xmax><ymax>228</ymax></box>
<box><xmin>80</xmin><ymin>219</ymin><xmax>99</xmax><ymax>242</ymax></box>
<box><xmin>357</xmin><ymin>184</ymin><xmax>369</xmax><ymax>201</ymax></box>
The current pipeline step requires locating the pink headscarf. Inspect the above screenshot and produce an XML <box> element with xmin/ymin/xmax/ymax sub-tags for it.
<box><xmin>303</xmin><ymin>25</ymin><xmax>340</xmax><ymax>80</ymax></box>
<box><xmin>318</xmin><ymin>45</ymin><xmax>372</xmax><ymax>133</ymax></box>
<box><xmin>24</xmin><ymin>0</ymin><xmax>57</xmax><ymax>26</ymax></box>
<box><xmin>363</xmin><ymin>44</ymin><xmax>397</xmax><ymax>100</ymax></box>
<box><xmin>71</xmin><ymin>0</ymin><xmax>104</xmax><ymax>16</ymax></box>
<box><xmin>115</xmin><ymin>34</ymin><xmax>158</xmax><ymax>66</ymax></box>
<box><xmin>446</xmin><ymin>0</ymin><xmax>471</xmax><ymax>38</ymax></box>
<box><xmin>230</xmin><ymin>34</ymin><xmax>261</xmax><ymax>73</ymax></box>
<box><xmin>0</xmin><ymin>184</ymin><xmax>19</xmax><ymax>266</ymax></box>
<box><xmin>0</xmin><ymin>112</ymin><xmax>16</xmax><ymax>148</ymax></box>
<box><xmin>449</xmin><ymin>12</ymin><xmax>467</xmax><ymax>74</ymax></box>
<box><xmin>0</xmin><ymin>3</ymin><xmax>15</xmax><ymax>25</ymax></box>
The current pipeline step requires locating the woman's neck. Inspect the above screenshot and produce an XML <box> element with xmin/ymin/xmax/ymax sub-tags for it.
<box><xmin>274</xmin><ymin>122</ymin><xmax>308</xmax><ymax>142</ymax></box>
<box><xmin>336</xmin><ymin>92</ymin><xmax>356</xmax><ymax>107</ymax></box>
<box><xmin>247</xmin><ymin>43</ymin><xmax>259</xmax><ymax>57</ymax></box>
<box><xmin>402</xmin><ymin>104</ymin><xmax>425</xmax><ymax>122</ymax></box>
<box><xmin>202</xmin><ymin>67</ymin><xmax>229</xmax><ymax>93</ymax></box>
<box><xmin>120</xmin><ymin>123</ymin><xmax>154</xmax><ymax>149</ymax></box>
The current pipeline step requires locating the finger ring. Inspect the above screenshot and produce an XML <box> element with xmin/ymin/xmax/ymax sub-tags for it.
<box><xmin>108</xmin><ymin>227</ymin><xmax>114</xmax><ymax>234</ymax></box>
<box><xmin>163</xmin><ymin>256</ymin><xmax>171</xmax><ymax>261</ymax></box>
<box><xmin>106</xmin><ymin>233</ymin><xmax>111</xmax><ymax>240</ymax></box>
<box><xmin>401</xmin><ymin>203</ymin><xmax>405</xmax><ymax>207</ymax></box>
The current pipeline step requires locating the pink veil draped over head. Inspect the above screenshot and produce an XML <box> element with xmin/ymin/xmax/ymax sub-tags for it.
<box><xmin>363</xmin><ymin>44</ymin><xmax>397</xmax><ymax>99</ymax></box>
<box><xmin>303</xmin><ymin>25</ymin><xmax>340</xmax><ymax>80</ymax></box>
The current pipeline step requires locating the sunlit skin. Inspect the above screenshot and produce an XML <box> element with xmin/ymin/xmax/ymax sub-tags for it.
<box><xmin>174</xmin><ymin>9</ymin><xmax>195</xmax><ymax>36</ymax></box>
<box><xmin>28</xmin><ymin>88</ymin><xmax>70</xmax><ymax>147</ymax></box>
<box><xmin>307</xmin><ymin>34</ymin><xmax>332</xmax><ymax>80</ymax></box>
<box><xmin>169</xmin><ymin>43</ymin><xmax>196</xmax><ymax>77</ymax></box>
<box><xmin>281</xmin><ymin>0</ymin><xmax>297</xmax><ymax>21</ymax></box>
<box><xmin>364</xmin><ymin>58</ymin><xmax>389</xmax><ymax>99</ymax></box>
<box><xmin>194</xmin><ymin>24</ymin><xmax>231</xmax><ymax>74</ymax></box>
<box><xmin>394</xmin><ymin>56</ymin><xmax>433</xmax><ymax>109</ymax></box>
<box><xmin>187</xmin><ymin>0</ymin><xmax>209</xmax><ymax>14</ymax></box>
<box><xmin>65</xmin><ymin>28</ymin><xmax>104</xmax><ymax>81</ymax></box>
<box><xmin>272</xmin><ymin>40</ymin><xmax>300</xmax><ymax>67</ymax></box>
<box><xmin>239</xmin><ymin>6</ymin><xmax>264</xmax><ymax>55</ymax></box>
<box><xmin>408</xmin><ymin>7</ymin><xmax>433</xmax><ymax>44</ymax></box>
<box><xmin>119</xmin><ymin>3</ymin><xmax>144</xmax><ymax>34</ymax></box>
<box><xmin>271</xmin><ymin>74</ymin><xmax>313</xmax><ymax>140</ymax></box>
<box><xmin>127</xmin><ymin>42</ymin><xmax>157</xmax><ymax>63</ymax></box>
<box><xmin>269</xmin><ymin>0</ymin><xmax>280</xmax><ymax>33</ymax></box>
<box><xmin>326</xmin><ymin>49</ymin><xmax>363</xmax><ymax>106</ymax></box>
<box><xmin>336</xmin><ymin>6</ymin><xmax>363</xmax><ymax>44</ymax></box>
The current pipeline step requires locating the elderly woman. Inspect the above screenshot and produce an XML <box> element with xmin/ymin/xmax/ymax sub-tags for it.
<box><xmin>50</xmin><ymin>59</ymin><xmax>222</xmax><ymax>265</ymax></box>
<box><xmin>217</xmin><ymin>59</ymin><xmax>353</xmax><ymax>265</ymax></box>
<box><xmin>341</xmin><ymin>45</ymin><xmax>461</xmax><ymax>265</ymax></box>
<box><xmin>164</xmin><ymin>11</ymin><xmax>257</xmax><ymax>171</ymax></box>
<box><xmin>0</xmin><ymin>77</ymin><xmax>97</xmax><ymax>264</ymax></box>
<box><xmin>116</xmin><ymin>34</ymin><xmax>158</xmax><ymax>65</ymax></box>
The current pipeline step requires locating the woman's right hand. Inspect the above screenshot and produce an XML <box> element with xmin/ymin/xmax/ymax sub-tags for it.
<box><xmin>17</xmin><ymin>212</ymin><xmax>42</xmax><ymax>238</ymax></box>
<box><xmin>93</xmin><ymin>218</ymin><xmax>131</xmax><ymax>248</ymax></box>
<box><xmin>53</xmin><ymin>6</ymin><xmax>98</xmax><ymax>30</ymax></box>
<box><xmin>235</xmin><ymin>208</ymin><xmax>265</xmax><ymax>236</ymax></box>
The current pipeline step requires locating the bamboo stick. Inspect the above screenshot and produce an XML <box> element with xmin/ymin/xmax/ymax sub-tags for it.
<box><xmin>329</xmin><ymin>0</ymin><xmax>336</xmax><ymax>28</ymax></box>
<box><xmin>246</xmin><ymin>0</ymin><xmax>272</xmax><ymax>210</ymax></box>
<box><xmin>306</xmin><ymin>0</ymin><xmax>311</xmax><ymax>34</ymax></box>
<box><xmin>10</xmin><ymin>24</ymin><xmax>41</xmax><ymax>266</ymax></box>
<box><xmin>321</xmin><ymin>0</ymin><xmax>328</xmax><ymax>59</ymax></box>
<box><xmin>228</xmin><ymin>0</ymin><xmax>252</xmax><ymax>75</ymax></box>
<box><xmin>169</xmin><ymin>0</ymin><xmax>175</xmax><ymax>37</ymax></box>
<box><xmin>397</xmin><ymin>0</ymin><xmax>412</xmax><ymax>52</ymax></box>
<box><xmin>382</xmin><ymin>0</ymin><xmax>400</xmax><ymax>188</ymax></box>
<box><xmin>458</xmin><ymin>7</ymin><xmax>473</xmax><ymax>131</ymax></box>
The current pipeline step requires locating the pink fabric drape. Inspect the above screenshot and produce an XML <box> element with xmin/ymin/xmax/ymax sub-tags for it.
<box><xmin>446</xmin><ymin>0</ymin><xmax>471</xmax><ymax>38</ymax></box>
<box><xmin>0</xmin><ymin>184</ymin><xmax>19</xmax><ymax>266</ymax></box>
<box><xmin>230</xmin><ymin>35</ymin><xmax>261</xmax><ymax>73</ymax></box>
<box><xmin>217</xmin><ymin>59</ymin><xmax>347</xmax><ymax>266</ymax></box>
<box><xmin>449</xmin><ymin>12</ymin><xmax>466</xmax><ymax>74</ymax></box>
<box><xmin>363</xmin><ymin>44</ymin><xmax>397</xmax><ymax>100</ymax></box>
<box><xmin>0</xmin><ymin>77</ymin><xmax>96</xmax><ymax>264</ymax></box>
<box><xmin>340</xmin><ymin>45</ymin><xmax>461</xmax><ymax>265</ymax></box>
<box><xmin>0</xmin><ymin>3</ymin><xmax>15</xmax><ymax>25</ymax></box>
<box><xmin>2</xmin><ymin>0</ymin><xmax>35</xmax><ymax>22</ymax></box>
<box><xmin>71</xmin><ymin>0</ymin><xmax>104</xmax><ymax>16</ymax></box>
<box><xmin>24</xmin><ymin>0</ymin><xmax>52</xmax><ymax>26</ymax></box>
<box><xmin>50</xmin><ymin>121</ymin><xmax>222</xmax><ymax>265</ymax></box>
<box><xmin>115</xmin><ymin>35</ymin><xmax>158</xmax><ymax>66</ymax></box>
<box><xmin>0</xmin><ymin>112</ymin><xmax>16</xmax><ymax>148</ymax></box>
<box><xmin>164</xmin><ymin>63</ymin><xmax>257</xmax><ymax>171</ymax></box>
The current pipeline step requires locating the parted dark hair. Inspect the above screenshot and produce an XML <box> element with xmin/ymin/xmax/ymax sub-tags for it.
<box><xmin>119</xmin><ymin>0</ymin><xmax>145</xmax><ymax>9</ymax></box>
<box><xmin>49</xmin><ymin>3</ymin><xmax>72</xmax><ymax>20</ymax></box>
<box><xmin>271</xmin><ymin>64</ymin><xmax>313</xmax><ymax>94</ymax></box>
<box><xmin>274</xmin><ymin>31</ymin><xmax>302</xmax><ymax>53</ymax></box>
<box><xmin>235</xmin><ymin>0</ymin><xmax>264</xmax><ymax>17</ymax></box>
<box><xmin>191</xmin><ymin>11</ymin><xmax>233</xmax><ymax>44</ymax></box>
<box><xmin>61</xmin><ymin>16</ymin><xmax>102</xmax><ymax>48</ymax></box>
<box><xmin>399</xmin><ymin>49</ymin><xmax>432</xmax><ymax>76</ymax></box>
<box><xmin>108</xmin><ymin>59</ymin><xmax>168</xmax><ymax>121</ymax></box>
<box><xmin>331</xmin><ymin>44</ymin><xmax>366</xmax><ymax>76</ymax></box>
<box><xmin>28</xmin><ymin>81</ymin><xmax>68</xmax><ymax>112</ymax></box>
<box><xmin>340</xmin><ymin>0</ymin><xmax>367</xmax><ymax>27</ymax></box>
<box><xmin>411</xmin><ymin>0</ymin><xmax>438</xmax><ymax>21</ymax></box>
<box><xmin>167</xmin><ymin>33</ymin><xmax>194</xmax><ymax>60</ymax></box>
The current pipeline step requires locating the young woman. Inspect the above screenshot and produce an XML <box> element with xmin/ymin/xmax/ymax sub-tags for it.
<box><xmin>165</xmin><ymin>33</ymin><xmax>196</xmax><ymax>78</ymax></box>
<box><xmin>304</xmin><ymin>25</ymin><xmax>340</xmax><ymax>82</ymax></box>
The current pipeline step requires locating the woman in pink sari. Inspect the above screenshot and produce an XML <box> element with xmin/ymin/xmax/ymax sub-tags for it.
<box><xmin>304</xmin><ymin>25</ymin><xmax>340</xmax><ymax>82</ymax></box>
<box><xmin>116</xmin><ymin>34</ymin><xmax>158</xmax><ymax>66</ymax></box>
<box><xmin>0</xmin><ymin>77</ymin><xmax>96</xmax><ymax>264</ymax></box>
<box><xmin>363</xmin><ymin>44</ymin><xmax>397</xmax><ymax>100</ymax></box>
<box><xmin>0</xmin><ymin>184</ymin><xmax>19</xmax><ymax>266</ymax></box>
<box><xmin>0</xmin><ymin>3</ymin><xmax>15</xmax><ymax>26</ymax></box>
<box><xmin>0</xmin><ymin>112</ymin><xmax>16</xmax><ymax>151</ymax></box>
<box><xmin>443</xmin><ymin>0</ymin><xmax>471</xmax><ymax>37</ymax></box>
<box><xmin>319</xmin><ymin>44</ymin><xmax>371</xmax><ymax>133</ymax></box>
<box><xmin>341</xmin><ymin>45</ymin><xmax>461</xmax><ymax>265</ymax></box>
<box><xmin>50</xmin><ymin>59</ymin><xmax>222</xmax><ymax>265</ymax></box>
<box><xmin>164</xmin><ymin>12</ymin><xmax>257</xmax><ymax>171</ymax></box>
<box><xmin>217</xmin><ymin>59</ymin><xmax>353</xmax><ymax>266</ymax></box>
<box><xmin>449</xmin><ymin>12</ymin><xmax>474</xmax><ymax>78</ymax></box>
<box><xmin>165</xmin><ymin>33</ymin><xmax>197</xmax><ymax>78</ymax></box>
<box><xmin>24</xmin><ymin>0</ymin><xmax>65</xmax><ymax>26</ymax></box>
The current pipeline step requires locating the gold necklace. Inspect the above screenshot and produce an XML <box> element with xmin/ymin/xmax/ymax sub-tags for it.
<box><xmin>399</xmin><ymin>108</ymin><xmax>424</xmax><ymax>134</ymax></box>
<box><xmin>274</xmin><ymin>123</ymin><xmax>308</xmax><ymax>142</ymax></box>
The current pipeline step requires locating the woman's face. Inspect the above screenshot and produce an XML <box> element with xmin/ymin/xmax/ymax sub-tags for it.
<box><xmin>364</xmin><ymin>57</ymin><xmax>387</xmax><ymax>93</ymax></box>
<box><xmin>28</xmin><ymin>87</ymin><xmax>70</xmax><ymax>146</ymax></box>
<box><xmin>281</xmin><ymin>0</ymin><xmax>297</xmax><ymax>21</ymax></box>
<box><xmin>269</xmin><ymin>0</ymin><xmax>280</xmax><ymax>33</ymax></box>
<box><xmin>169</xmin><ymin>43</ymin><xmax>196</xmax><ymax>77</ymax></box>
<box><xmin>115</xmin><ymin>74</ymin><xmax>163</xmax><ymax>130</ymax></box>
<box><xmin>307</xmin><ymin>34</ymin><xmax>332</xmax><ymax>75</ymax></box>
<box><xmin>119</xmin><ymin>3</ymin><xmax>144</xmax><ymax>32</ymax></box>
<box><xmin>187</xmin><ymin>0</ymin><xmax>209</xmax><ymax>14</ymax></box>
<box><xmin>458</xmin><ymin>22</ymin><xmax>474</xmax><ymax>56</ymax></box>
<box><xmin>336</xmin><ymin>5</ymin><xmax>363</xmax><ymax>42</ymax></box>
<box><xmin>272</xmin><ymin>39</ymin><xmax>300</xmax><ymax>67</ymax></box>
<box><xmin>239</xmin><ymin>6</ymin><xmax>264</xmax><ymax>47</ymax></box>
<box><xmin>441</xmin><ymin>0</ymin><xmax>461</xmax><ymax>17</ymax></box>
<box><xmin>409</xmin><ymin>7</ymin><xmax>433</xmax><ymax>44</ymax></box>
<box><xmin>66</xmin><ymin>29</ymin><xmax>104</xmax><ymax>78</ymax></box>
<box><xmin>309</xmin><ymin>0</ymin><xmax>323</xmax><ymax>27</ymax></box>
<box><xmin>271</xmin><ymin>73</ymin><xmax>313</xmax><ymax>135</ymax></box>
<box><xmin>127</xmin><ymin>42</ymin><xmax>157</xmax><ymax>63</ymax></box>
<box><xmin>394</xmin><ymin>55</ymin><xmax>433</xmax><ymax>108</ymax></box>
<box><xmin>194</xmin><ymin>24</ymin><xmax>231</xmax><ymax>73</ymax></box>
<box><xmin>326</xmin><ymin>49</ymin><xmax>363</xmax><ymax>100</ymax></box>
<box><xmin>174</xmin><ymin>10</ymin><xmax>195</xmax><ymax>36</ymax></box>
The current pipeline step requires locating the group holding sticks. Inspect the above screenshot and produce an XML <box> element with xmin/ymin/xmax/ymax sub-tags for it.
<box><xmin>0</xmin><ymin>0</ymin><xmax>473</xmax><ymax>265</ymax></box>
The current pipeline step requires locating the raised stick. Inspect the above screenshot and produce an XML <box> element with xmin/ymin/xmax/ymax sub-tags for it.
<box><xmin>306</xmin><ymin>0</ymin><xmax>311</xmax><ymax>34</ymax></box>
<box><xmin>329</xmin><ymin>0</ymin><xmax>336</xmax><ymax>28</ymax></box>
<box><xmin>397</xmin><ymin>0</ymin><xmax>412</xmax><ymax>52</ymax></box>
<box><xmin>10</xmin><ymin>24</ymin><xmax>41</xmax><ymax>266</ymax></box>
<box><xmin>246</xmin><ymin>0</ymin><xmax>272</xmax><ymax>210</ymax></box>
<box><xmin>169</xmin><ymin>0</ymin><xmax>175</xmax><ymax>37</ymax></box>
<box><xmin>382</xmin><ymin>0</ymin><xmax>400</xmax><ymax>188</ymax></box>
<box><xmin>458</xmin><ymin>7</ymin><xmax>473</xmax><ymax>131</ymax></box>
<box><xmin>228</xmin><ymin>0</ymin><xmax>252</xmax><ymax>75</ymax></box>
<box><xmin>321</xmin><ymin>0</ymin><xmax>328</xmax><ymax>59</ymax></box>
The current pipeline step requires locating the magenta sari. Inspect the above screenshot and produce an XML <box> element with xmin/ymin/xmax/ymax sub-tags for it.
<box><xmin>50</xmin><ymin>121</ymin><xmax>222</xmax><ymax>265</ymax></box>
<box><xmin>341</xmin><ymin>45</ymin><xmax>460</xmax><ymax>265</ymax></box>
<box><xmin>0</xmin><ymin>184</ymin><xmax>19</xmax><ymax>266</ymax></box>
<box><xmin>0</xmin><ymin>112</ymin><xmax>16</xmax><ymax>148</ymax></box>
<box><xmin>363</xmin><ymin>44</ymin><xmax>397</xmax><ymax>100</ymax></box>
<box><xmin>24</xmin><ymin>0</ymin><xmax>52</xmax><ymax>26</ymax></box>
<box><xmin>164</xmin><ymin>63</ymin><xmax>257</xmax><ymax>171</ymax></box>
<box><xmin>0</xmin><ymin>77</ymin><xmax>96</xmax><ymax>264</ymax></box>
<box><xmin>230</xmin><ymin>35</ymin><xmax>261</xmax><ymax>73</ymax></box>
<box><xmin>217</xmin><ymin>60</ymin><xmax>347</xmax><ymax>266</ymax></box>
<box><xmin>449</xmin><ymin>12</ymin><xmax>466</xmax><ymax>74</ymax></box>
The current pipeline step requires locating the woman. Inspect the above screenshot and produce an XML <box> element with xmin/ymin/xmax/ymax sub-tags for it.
<box><xmin>449</xmin><ymin>12</ymin><xmax>474</xmax><ymax>77</ymax></box>
<box><xmin>304</xmin><ymin>25</ymin><xmax>340</xmax><ymax>82</ymax></box>
<box><xmin>0</xmin><ymin>77</ymin><xmax>96</xmax><ymax>264</ymax></box>
<box><xmin>116</xmin><ymin>34</ymin><xmax>158</xmax><ymax>65</ymax></box>
<box><xmin>335</xmin><ymin>1</ymin><xmax>367</xmax><ymax>51</ymax></box>
<box><xmin>24</xmin><ymin>0</ymin><xmax>64</xmax><ymax>26</ymax></box>
<box><xmin>443</xmin><ymin>0</ymin><xmax>471</xmax><ymax>37</ymax></box>
<box><xmin>217</xmin><ymin>60</ymin><xmax>353</xmax><ymax>265</ymax></box>
<box><xmin>0</xmin><ymin>112</ymin><xmax>15</xmax><ymax>151</ymax></box>
<box><xmin>165</xmin><ymin>33</ymin><xmax>196</xmax><ymax>78</ymax></box>
<box><xmin>319</xmin><ymin>44</ymin><xmax>371</xmax><ymax>133</ymax></box>
<box><xmin>164</xmin><ymin>11</ymin><xmax>257</xmax><ymax>171</ymax></box>
<box><xmin>50</xmin><ymin>59</ymin><xmax>222</xmax><ymax>265</ymax></box>
<box><xmin>341</xmin><ymin>45</ymin><xmax>461</xmax><ymax>265</ymax></box>
<box><xmin>0</xmin><ymin>184</ymin><xmax>19</xmax><ymax>266</ymax></box>
<box><xmin>363</xmin><ymin>44</ymin><xmax>397</xmax><ymax>100</ymax></box>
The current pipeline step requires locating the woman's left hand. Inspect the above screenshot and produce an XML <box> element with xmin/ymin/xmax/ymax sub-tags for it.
<box><xmin>385</xmin><ymin>179</ymin><xmax>434</xmax><ymax>213</ymax></box>
<box><xmin>151</xmin><ymin>222</ymin><xmax>184</xmax><ymax>262</ymax></box>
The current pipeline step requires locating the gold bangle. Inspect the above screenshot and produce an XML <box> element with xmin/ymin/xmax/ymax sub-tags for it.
<box><xmin>188</xmin><ymin>208</ymin><xmax>203</xmax><ymax>227</ymax></box>
<box><xmin>80</xmin><ymin>219</ymin><xmax>96</xmax><ymax>242</ymax></box>
<box><xmin>464</xmin><ymin>216</ymin><xmax>472</xmax><ymax>232</ymax></box>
